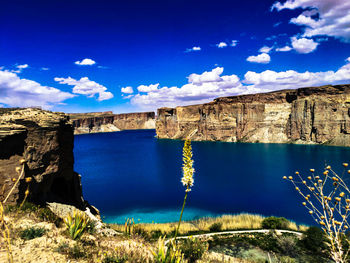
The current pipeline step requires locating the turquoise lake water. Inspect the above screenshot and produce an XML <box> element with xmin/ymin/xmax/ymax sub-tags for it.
<box><xmin>74</xmin><ymin>129</ymin><xmax>350</xmax><ymax>225</ymax></box>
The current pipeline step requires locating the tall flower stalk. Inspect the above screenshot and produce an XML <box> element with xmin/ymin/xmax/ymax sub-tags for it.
<box><xmin>174</xmin><ymin>139</ymin><xmax>194</xmax><ymax>241</ymax></box>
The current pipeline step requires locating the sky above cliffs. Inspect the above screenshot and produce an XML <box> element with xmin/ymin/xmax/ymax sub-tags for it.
<box><xmin>1</xmin><ymin>0</ymin><xmax>350</xmax><ymax>113</ymax></box>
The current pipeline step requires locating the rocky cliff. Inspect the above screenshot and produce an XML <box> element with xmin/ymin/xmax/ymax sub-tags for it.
<box><xmin>156</xmin><ymin>84</ymin><xmax>350</xmax><ymax>146</ymax></box>
<box><xmin>69</xmin><ymin>112</ymin><xmax>155</xmax><ymax>134</ymax></box>
<box><xmin>0</xmin><ymin>108</ymin><xmax>86</xmax><ymax>208</ymax></box>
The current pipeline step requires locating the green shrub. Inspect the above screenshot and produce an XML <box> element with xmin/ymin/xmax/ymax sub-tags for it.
<box><xmin>86</xmin><ymin>219</ymin><xmax>97</xmax><ymax>234</ymax></box>
<box><xmin>178</xmin><ymin>237</ymin><xmax>207</xmax><ymax>263</ymax></box>
<box><xmin>278</xmin><ymin>256</ymin><xmax>298</xmax><ymax>263</ymax></box>
<box><xmin>55</xmin><ymin>242</ymin><xmax>87</xmax><ymax>259</ymax></box>
<box><xmin>64</xmin><ymin>211</ymin><xmax>89</xmax><ymax>240</ymax></box>
<box><xmin>299</xmin><ymin>226</ymin><xmax>327</xmax><ymax>255</ymax></box>
<box><xmin>277</xmin><ymin>235</ymin><xmax>299</xmax><ymax>257</ymax></box>
<box><xmin>209</xmin><ymin>222</ymin><xmax>222</xmax><ymax>232</ymax></box>
<box><xmin>20</xmin><ymin>226</ymin><xmax>46</xmax><ymax>240</ymax></box>
<box><xmin>261</xmin><ymin>216</ymin><xmax>289</xmax><ymax>229</ymax></box>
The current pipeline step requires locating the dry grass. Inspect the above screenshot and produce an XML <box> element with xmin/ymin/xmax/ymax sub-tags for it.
<box><xmin>110</xmin><ymin>213</ymin><xmax>308</xmax><ymax>236</ymax></box>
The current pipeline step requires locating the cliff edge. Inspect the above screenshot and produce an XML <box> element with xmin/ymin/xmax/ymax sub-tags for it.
<box><xmin>0</xmin><ymin>108</ymin><xmax>87</xmax><ymax>208</ymax></box>
<box><xmin>156</xmin><ymin>84</ymin><xmax>350</xmax><ymax>146</ymax></box>
<box><xmin>69</xmin><ymin>111</ymin><xmax>155</xmax><ymax>134</ymax></box>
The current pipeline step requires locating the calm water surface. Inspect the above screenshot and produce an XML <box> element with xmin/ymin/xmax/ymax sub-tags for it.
<box><xmin>74</xmin><ymin>130</ymin><xmax>350</xmax><ymax>225</ymax></box>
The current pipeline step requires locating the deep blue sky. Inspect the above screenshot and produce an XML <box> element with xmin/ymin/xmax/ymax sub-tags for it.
<box><xmin>1</xmin><ymin>0</ymin><xmax>349</xmax><ymax>113</ymax></box>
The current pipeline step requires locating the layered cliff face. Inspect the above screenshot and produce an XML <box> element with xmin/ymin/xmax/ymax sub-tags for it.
<box><xmin>156</xmin><ymin>84</ymin><xmax>350</xmax><ymax>146</ymax></box>
<box><xmin>69</xmin><ymin>112</ymin><xmax>155</xmax><ymax>134</ymax></box>
<box><xmin>0</xmin><ymin>108</ymin><xmax>86</xmax><ymax>208</ymax></box>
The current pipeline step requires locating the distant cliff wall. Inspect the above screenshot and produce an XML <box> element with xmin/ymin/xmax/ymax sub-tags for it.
<box><xmin>69</xmin><ymin>112</ymin><xmax>156</xmax><ymax>135</ymax></box>
<box><xmin>156</xmin><ymin>84</ymin><xmax>350</xmax><ymax>146</ymax></box>
<box><xmin>0</xmin><ymin>108</ymin><xmax>86</xmax><ymax>208</ymax></box>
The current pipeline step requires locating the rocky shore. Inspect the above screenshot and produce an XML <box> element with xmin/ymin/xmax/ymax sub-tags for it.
<box><xmin>156</xmin><ymin>84</ymin><xmax>350</xmax><ymax>146</ymax></box>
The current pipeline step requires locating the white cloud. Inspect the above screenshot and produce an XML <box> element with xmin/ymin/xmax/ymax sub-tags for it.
<box><xmin>185</xmin><ymin>46</ymin><xmax>201</xmax><ymax>52</ymax></box>
<box><xmin>216</xmin><ymin>42</ymin><xmax>228</xmax><ymax>48</ymax></box>
<box><xmin>246</xmin><ymin>53</ymin><xmax>271</xmax><ymax>64</ymax></box>
<box><xmin>275</xmin><ymin>46</ymin><xmax>292</xmax><ymax>52</ymax></box>
<box><xmin>11</xmin><ymin>64</ymin><xmax>29</xmax><ymax>73</ymax></box>
<box><xmin>137</xmin><ymin>83</ymin><xmax>159</xmax><ymax>92</ymax></box>
<box><xmin>0</xmin><ymin>69</ymin><xmax>74</xmax><ymax>108</ymax></box>
<box><xmin>130</xmin><ymin>67</ymin><xmax>243</xmax><ymax>110</ymax></box>
<box><xmin>121</xmin><ymin>86</ymin><xmax>134</xmax><ymax>94</ymax></box>
<box><xmin>122</xmin><ymin>94</ymin><xmax>134</xmax><ymax>99</ymax></box>
<box><xmin>230</xmin><ymin>40</ymin><xmax>238</xmax><ymax>47</ymax></box>
<box><xmin>74</xmin><ymin>58</ymin><xmax>96</xmax><ymax>66</ymax></box>
<box><xmin>259</xmin><ymin>46</ymin><xmax>273</xmax><ymax>53</ymax></box>
<box><xmin>273</xmin><ymin>22</ymin><xmax>282</xmax><ymax>27</ymax></box>
<box><xmin>40</xmin><ymin>67</ymin><xmax>50</xmax><ymax>71</ymax></box>
<box><xmin>243</xmin><ymin>56</ymin><xmax>350</xmax><ymax>90</ymax></box>
<box><xmin>17</xmin><ymin>64</ymin><xmax>29</xmax><ymax>69</ymax></box>
<box><xmin>291</xmin><ymin>36</ymin><xmax>319</xmax><ymax>53</ymax></box>
<box><xmin>272</xmin><ymin>0</ymin><xmax>350</xmax><ymax>42</ymax></box>
<box><xmin>127</xmin><ymin>56</ymin><xmax>350</xmax><ymax>111</ymax></box>
<box><xmin>54</xmin><ymin>76</ymin><xmax>113</xmax><ymax>101</ymax></box>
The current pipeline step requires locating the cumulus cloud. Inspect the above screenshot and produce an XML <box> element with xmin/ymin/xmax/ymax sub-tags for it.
<box><xmin>137</xmin><ymin>83</ymin><xmax>159</xmax><ymax>92</ymax></box>
<box><xmin>291</xmin><ymin>36</ymin><xmax>319</xmax><ymax>53</ymax></box>
<box><xmin>74</xmin><ymin>58</ymin><xmax>96</xmax><ymax>66</ymax></box>
<box><xmin>246</xmin><ymin>53</ymin><xmax>271</xmax><ymax>64</ymax></box>
<box><xmin>0</xmin><ymin>69</ymin><xmax>74</xmax><ymax>108</ymax></box>
<box><xmin>230</xmin><ymin>40</ymin><xmax>238</xmax><ymax>47</ymax></box>
<box><xmin>40</xmin><ymin>67</ymin><xmax>50</xmax><ymax>71</ymax></box>
<box><xmin>130</xmin><ymin>67</ymin><xmax>243</xmax><ymax>110</ymax></box>
<box><xmin>275</xmin><ymin>46</ymin><xmax>292</xmax><ymax>52</ymax></box>
<box><xmin>121</xmin><ymin>86</ymin><xmax>134</xmax><ymax>94</ymax></box>
<box><xmin>243</xmin><ymin>56</ymin><xmax>350</xmax><ymax>90</ymax></box>
<box><xmin>54</xmin><ymin>76</ymin><xmax>113</xmax><ymax>101</ymax></box>
<box><xmin>272</xmin><ymin>0</ymin><xmax>350</xmax><ymax>42</ymax></box>
<box><xmin>185</xmin><ymin>46</ymin><xmax>201</xmax><ymax>52</ymax></box>
<box><xmin>259</xmin><ymin>46</ymin><xmax>273</xmax><ymax>53</ymax></box>
<box><xmin>216</xmin><ymin>42</ymin><xmax>228</xmax><ymax>48</ymax></box>
<box><xmin>127</xmin><ymin>56</ymin><xmax>350</xmax><ymax>111</ymax></box>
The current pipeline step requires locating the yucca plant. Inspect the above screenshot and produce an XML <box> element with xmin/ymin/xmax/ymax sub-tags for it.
<box><xmin>124</xmin><ymin>218</ymin><xmax>135</xmax><ymax>236</ymax></box>
<box><xmin>153</xmin><ymin>237</ymin><xmax>184</xmax><ymax>263</ymax></box>
<box><xmin>64</xmin><ymin>211</ymin><xmax>89</xmax><ymax>240</ymax></box>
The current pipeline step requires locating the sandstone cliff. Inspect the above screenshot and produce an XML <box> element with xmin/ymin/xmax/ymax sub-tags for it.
<box><xmin>0</xmin><ymin>108</ymin><xmax>86</xmax><ymax>208</ymax></box>
<box><xmin>69</xmin><ymin>112</ymin><xmax>155</xmax><ymax>134</ymax></box>
<box><xmin>156</xmin><ymin>84</ymin><xmax>350</xmax><ymax>146</ymax></box>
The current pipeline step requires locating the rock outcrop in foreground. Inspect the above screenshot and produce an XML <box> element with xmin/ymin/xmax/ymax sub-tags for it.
<box><xmin>0</xmin><ymin>108</ymin><xmax>86</xmax><ymax>208</ymax></box>
<box><xmin>156</xmin><ymin>84</ymin><xmax>350</xmax><ymax>146</ymax></box>
<box><xmin>69</xmin><ymin>111</ymin><xmax>155</xmax><ymax>134</ymax></box>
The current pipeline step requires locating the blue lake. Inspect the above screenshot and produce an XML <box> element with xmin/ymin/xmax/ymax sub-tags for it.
<box><xmin>74</xmin><ymin>129</ymin><xmax>350</xmax><ymax>225</ymax></box>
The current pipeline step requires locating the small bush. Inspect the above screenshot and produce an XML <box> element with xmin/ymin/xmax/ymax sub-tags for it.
<box><xmin>20</xmin><ymin>226</ymin><xmax>46</xmax><ymax>240</ymax></box>
<box><xmin>64</xmin><ymin>211</ymin><xmax>89</xmax><ymax>240</ymax></box>
<box><xmin>299</xmin><ymin>226</ymin><xmax>327</xmax><ymax>255</ymax></box>
<box><xmin>179</xmin><ymin>237</ymin><xmax>208</xmax><ymax>263</ymax></box>
<box><xmin>86</xmin><ymin>220</ymin><xmax>97</xmax><ymax>234</ymax></box>
<box><xmin>277</xmin><ymin>235</ymin><xmax>299</xmax><ymax>257</ymax></box>
<box><xmin>209</xmin><ymin>222</ymin><xmax>222</xmax><ymax>232</ymax></box>
<box><xmin>261</xmin><ymin>216</ymin><xmax>289</xmax><ymax>229</ymax></box>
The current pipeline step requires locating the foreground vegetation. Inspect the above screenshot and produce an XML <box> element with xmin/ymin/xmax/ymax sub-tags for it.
<box><xmin>2</xmin><ymin>140</ymin><xmax>350</xmax><ymax>262</ymax></box>
<box><xmin>110</xmin><ymin>214</ymin><xmax>308</xmax><ymax>240</ymax></box>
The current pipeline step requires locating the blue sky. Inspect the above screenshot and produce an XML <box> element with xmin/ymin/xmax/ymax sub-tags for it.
<box><xmin>1</xmin><ymin>0</ymin><xmax>350</xmax><ymax>113</ymax></box>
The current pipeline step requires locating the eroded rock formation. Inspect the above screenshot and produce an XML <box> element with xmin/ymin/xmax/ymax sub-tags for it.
<box><xmin>0</xmin><ymin>108</ymin><xmax>86</xmax><ymax>208</ymax></box>
<box><xmin>69</xmin><ymin>112</ymin><xmax>155</xmax><ymax>134</ymax></box>
<box><xmin>156</xmin><ymin>84</ymin><xmax>350</xmax><ymax>146</ymax></box>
